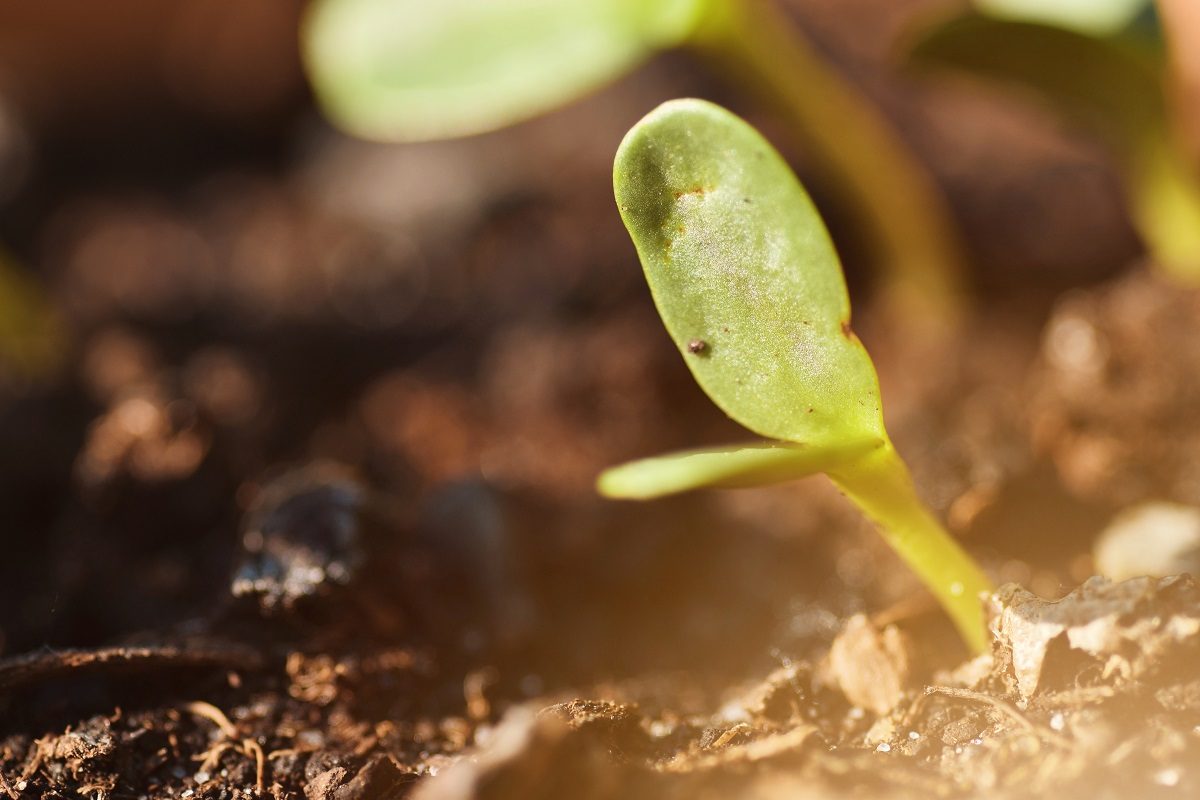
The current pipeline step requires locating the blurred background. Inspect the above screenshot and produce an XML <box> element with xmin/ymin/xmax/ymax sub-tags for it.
<box><xmin>0</xmin><ymin>0</ymin><xmax>1196</xmax><ymax>686</ymax></box>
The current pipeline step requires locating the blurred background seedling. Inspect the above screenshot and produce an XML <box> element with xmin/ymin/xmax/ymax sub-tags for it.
<box><xmin>909</xmin><ymin>0</ymin><xmax>1200</xmax><ymax>282</ymax></box>
<box><xmin>303</xmin><ymin>0</ymin><xmax>968</xmax><ymax>333</ymax></box>
<box><xmin>597</xmin><ymin>99</ymin><xmax>992</xmax><ymax>652</ymax></box>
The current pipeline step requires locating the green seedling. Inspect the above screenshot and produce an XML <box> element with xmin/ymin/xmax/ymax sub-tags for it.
<box><xmin>597</xmin><ymin>99</ymin><xmax>992</xmax><ymax>653</ymax></box>
<box><xmin>908</xmin><ymin>7</ymin><xmax>1200</xmax><ymax>282</ymax></box>
<box><xmin>303</xmin><ymin>0</ymin><xmax>966</xmax><ymax>328</ymax></box>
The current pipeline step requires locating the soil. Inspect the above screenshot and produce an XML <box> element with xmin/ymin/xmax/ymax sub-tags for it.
<box><xmin>2</xmin><ymin>1</ymin><xmax>1199</xmax><ymax>798</ymax></box>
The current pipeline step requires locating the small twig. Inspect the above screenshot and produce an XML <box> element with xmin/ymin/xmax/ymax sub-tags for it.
<box><xmin>923</xmin><ymin>686</ymin><xmax>1038</xmax><ymax>733</ymax></box>
<box><xmin>242</xmin><ymin>738</ymin><xmax>266</xmax><ymax>793</ymax></box>
<box><xmin>709</xmin><ymin>723</ymin><xmax>754</xmax><ymax>750</ymax></box>
<box><xmin>20</xmin><ymin>734</ymin><xmax>52</xmax><ymax>781</ymax></box>
<box><xmin>185</xmin><ymin>700</ymin><xmax>269</xmax><ymax>792</ymax></box>
<box><xmin>921</xmin><ymin>686</ymin><xmax>1071</xmax><ymax>746</ymax></box>
<box><xmin>192</xmin><ymin>741</ymin><xmax>235</xmax><ymax>777</ymax></box>
<box><xmin>0</xmin><ymin>770</ymin><xmax>19</xmax><ymax>800</ymax></box>
<box><xmin>184</xmin><ymin>701</ymin><xmax>240</xmax><ymax>740</ymax></box>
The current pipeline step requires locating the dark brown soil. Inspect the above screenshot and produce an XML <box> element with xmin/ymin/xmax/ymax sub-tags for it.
<box><xmin>2</xmin><ymin>1</ymin><xmax>1199</xmax><ymax>798</ymax></box>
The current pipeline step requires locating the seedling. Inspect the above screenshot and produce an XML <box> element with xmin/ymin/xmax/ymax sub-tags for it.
<box><xmin>302</xmin><ymin>0</ymin><xmax>966</xmax><ymax>328</ymax></box>
<box><xmin>597</xmin><ymin>99</ymin><xmax>992</xmax><ymax>652</ymax></box>
<box><xmin>908</xmin><ymin>6</ymin><xmax>1200</xmax><ymax>282</ymax></box>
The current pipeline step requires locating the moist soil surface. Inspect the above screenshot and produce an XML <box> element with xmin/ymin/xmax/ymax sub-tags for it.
<box><xmin>3</xmin><ymin>2</ymin><xmax>1200</xmax><ymax>798</ymax></box>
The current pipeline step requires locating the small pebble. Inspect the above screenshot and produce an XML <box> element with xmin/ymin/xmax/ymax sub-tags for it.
<box><xmin>1050</xmin><ymin>712</ymin><xmax>1066</xmax><ymax>732</ymax></box>
<box><xmin>875</xmin><ymin>742</ymin><xmax>891</xmax><ymax>753</ymax></box>
<box><xmin>908</xmin><ymin>731</ymin><xmax>920</xmax><ymax>741</ymax></box>
<box><xmin>1094</xmin><ymin>502</ymin><xmax>1200</xmax><ymax>581</ymax></box>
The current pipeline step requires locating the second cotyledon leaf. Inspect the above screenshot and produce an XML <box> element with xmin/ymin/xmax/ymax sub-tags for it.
<box><xmin>611</xmin><ymin>97</ymin><xmax>885</xmax><ymax>466</ymax></box>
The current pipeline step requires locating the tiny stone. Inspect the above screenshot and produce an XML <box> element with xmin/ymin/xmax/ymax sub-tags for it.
<box><xmin>908</xmin><ymin>731</ymin><xmax>920</xmax><ymax>741</ymax></box>
<box><xmin>1094</xmin><ymin>502</ymin><xmax>1200</xmax><ymax>580</ymax></box>
<box><xmin>970</xmin><ymin>737</ymin><xmax>983</xmax><ymax>745</ymax></box>
<box><xmin>875</xmin><ymin>742</ymin><xmax>891</xmax><ymax>753</ymax></box>
<box><xmin>1050</xmin><ymin>712</ymin><xmax>1066</xmax><ymax>731</ymax></box>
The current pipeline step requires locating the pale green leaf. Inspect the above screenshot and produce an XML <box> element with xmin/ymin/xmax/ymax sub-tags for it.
<box><xmin>303</xmin><ymin>0</ymin><xmax>705</xmax><ymax>141</ymax></box>
<box><xmin>598</xmin><ymin>439</ymin><xmax>883</xmax><ymax>500</ymax></box>
<box><xmin>613</xmin><ymin>98</ymin><xmax>886</xmax><ymax>447</ymax></box>
<box><xmin>975</xmin><ymin>0</ymin><xmax>1152</xmax><ymax>36</ymax></box>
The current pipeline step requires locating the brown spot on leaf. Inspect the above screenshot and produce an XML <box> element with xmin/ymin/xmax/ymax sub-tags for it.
<box><xmin>840</xmin><ymin>320</ymin><xmax>853</xmax><ymax>338</ymax></box>
<box><xmin>673</xmin><ymin>185</ymin><xmax>708</xmax><ymax>200</ymax></box>
<box><xmin>687</xmin><ymin>339</ymin><xmax>708</xmax><ymax>355</ymax></box>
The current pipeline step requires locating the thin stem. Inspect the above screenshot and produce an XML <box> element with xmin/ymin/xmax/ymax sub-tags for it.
<box><xmin>828</xmin><ymin>442</ymin><xmax>992</xmax><ymax>653</ymax></box>
<box><xmin>1129</xmin><ymin>128</ymin><xmax>1200</xmax><ymax>282</ymax></box>
<box><xmin>686</xmin><ymin>0</ymin><xmax>968</xmax><ymax>331</ymax></box>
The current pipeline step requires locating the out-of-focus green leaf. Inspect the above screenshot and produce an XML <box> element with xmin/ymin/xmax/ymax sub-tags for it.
<box><xmin>597</xmin><ymin>439</ymin><xmax>882</xmax><ymax>500</ymax></box>
<box><xmin>612</xmin><ymin>98</ymin><xmax>886</xmax><ymax>448</ymax></box>
<box><xmin>303</xmin><ymin>0</ymin><xmax>706</xmax><ymax>141</ymax></box>
<box><xmin>909</xmin><ymin>14</ymin><xmax>1163</xmax><ymax>142</ymax></box>
<box><xmin>975</xmin><ymin>0</ymin><xmax>1152</xmax><ymax>36</ymax></box>
<box><xmin>910</xmin><ymin>12</ymin><xmax>1200</xmax><ymax>280</ymax></box>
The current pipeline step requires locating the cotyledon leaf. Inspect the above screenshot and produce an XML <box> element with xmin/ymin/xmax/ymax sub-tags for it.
<box><xmin>598</xmin><ymin>439</ymin><xmax>883</xmax><ymax>500</ymax></box>
<box><xmin>302</xmin><ymin>0</ymin><xmax>706</xmax><ymax>142</ymax></box>
<box><xmin>613</xmin><ymin>98</ymin><xmax>887</xmax><ymax>450</ymax></box>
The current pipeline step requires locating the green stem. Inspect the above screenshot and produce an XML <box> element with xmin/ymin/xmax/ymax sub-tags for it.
<box><xmin>1128</xmin><ymin>128</ymin><xmax>1200</xmax><ymax>282</ymax></box>
<box><xmin>827</xmin><ymin>442</ymin><xmax>992</xmax><ymax>653</ymax></box>
<box><xmin>686</xmin><ymin>0</ymin><xmax>968</xmax><ymax>328</ymax></box>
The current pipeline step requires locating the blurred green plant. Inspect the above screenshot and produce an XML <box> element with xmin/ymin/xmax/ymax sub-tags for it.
<box><xmin>597</xmin><ymin>100</ymin><xmax>992</xmax><ymax>652</ymax></box>
<box><xmin>909</xmin><ymin>6</ymin><xmax>1200</xmax><ymax>282</ymax></box>
<box><xmin>0</xmin><ymin>246</ymin><xmax>64</xmax><ymax>382</ymax></box>
<box><xmin>976</xmin><ymin>0</ymin><xmax>1152</xmax><ymax>35</ymax></box>
<box><xmin>303</xmin><ymin>0</ymin><xmax>966</xmax><ymax>328</ymax></box>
